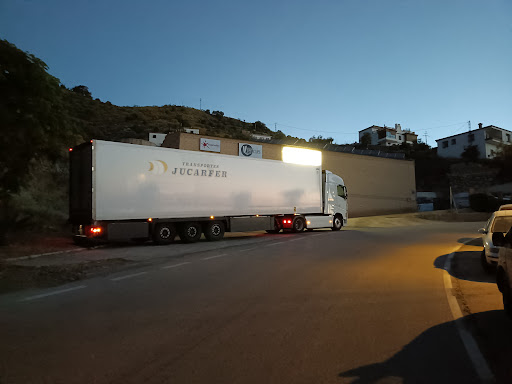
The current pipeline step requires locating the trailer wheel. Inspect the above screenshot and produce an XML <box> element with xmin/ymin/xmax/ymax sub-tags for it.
<box><xmin>153</xmin><ymin>223</ymin><xmax>176</xmax><ymax>245</ymax></box>
<box><xmin>292</xmin><ymin>217</ymin><xmax>305</xmax><ymax>233</ymax></box>
<box><xmin>332</xmin><ymin>214</ymin><xmax>343</xmax><ymax>231</ymax></box>
<box><xmin>179</xmin><ymin>222</ymin><xmax>202</xmax><ymax>243</ymax></box>
<box><xmin>204</xmin><ymin>221</ymin><xmax>225</xmax><ymax>241</ymax></box>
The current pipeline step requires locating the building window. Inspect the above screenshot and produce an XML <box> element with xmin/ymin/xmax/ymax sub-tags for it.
<box><xmin>399</xmin><ymin>135</ymin><xmax>402</xmax><ymax>141</ymax></box>
<box><xmin>153</xmin><ymin>134</ymin><xmax>157</xmax><ymax>138</ymax></box>
<box><xmin>451</xmin><ymin>138</ymin><xmax>456</xmax><ymax>145</ymax></box>
<box><xmin>468</xmin><ymin>133</ymin><xmax>475</xmax><ymax>142</ymax></box>
<box><xmin>442</xmin><ymin>141</ymin><xmax>448</xmax><ymax>148</ymax></box>
<box><xmin>507</xmin><ymin>134</ymin><xmax>511</xmax><ymax>143</ymax></box>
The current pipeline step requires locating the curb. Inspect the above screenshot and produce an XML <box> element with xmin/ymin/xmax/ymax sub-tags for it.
<box><xmin>4</xmin><ymin>248</ymin><xmax>86</xmax><ymax>262</ymax></box>
<box><xmin>1</xmin><ymin>245</ymin><xmax>111</xmax><ymax>262</ymax></box>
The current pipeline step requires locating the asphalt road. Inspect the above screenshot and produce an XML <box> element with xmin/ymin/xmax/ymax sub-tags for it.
<box><xmin>0</xmin><ymin>221</ymin><xmax>489</xmax><ymax>383</ymax></box>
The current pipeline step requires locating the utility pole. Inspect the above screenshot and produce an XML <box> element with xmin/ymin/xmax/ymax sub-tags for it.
<box><xmin>423</xmin><ymin>131</ymin><xmax>429</xmax><ymax>145</ymax></box>
<box><xmin>274</xmin><ymin>123</ymin><xmax>277</xmax><ymax>132</ymax></box>
<box><xmin>200</xmin><ymin>98</ymin><xmax>202</xmax><ymax>110</ymax></box>
<box><xmin>468</xmin><ymin>120</ymin><xmax>471</xmax><ymax>131</ymax></box>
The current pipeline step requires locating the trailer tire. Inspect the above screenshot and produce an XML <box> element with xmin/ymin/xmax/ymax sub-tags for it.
<box><xmin>179</xmin><ymin>222</ymin><xmax>202</xmax><ymax>243</ymax></box>
<box><xmin>292</xmin><ymin>217</ymin><xmax>305</xmax><ymax>233</ymax></box>
<box><xmin>332</xmin><ymin>214</ymin><xmax>343</xmax><ymax>231</ymax></box>
<box><xmin>204</xmin><ymin>221</ymin><xmax>225</xmax><ymax>241</ymax></box>
<box><xmin>153</xmin><ymin>223</ymin><xmax>176</xmax><ymax>245</ymax></box>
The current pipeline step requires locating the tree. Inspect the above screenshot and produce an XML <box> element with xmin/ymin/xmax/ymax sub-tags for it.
<box><xmin>309</xmin><ymin>135</ymin><xmax>334</xmax><ymax>145</ymax></box>
<box><xmin>359</xmin><ymin>133</ymin><xmax>371</xmax><ymax>148</ymax></box>
<box><xmin>492</xmin><ymin>143</ymin><xmax>512</xmax><ymax>183</ymax></box>
<box><xmin>71</xmin><ymin>85</ymin><xmax>92</xmax><ymax>98</ymax></box>
<box><xmin>273</xmin><ymin>130</ymin><xmax>286</xmax><ymax>140</ymax></box>
<box><xmin>0</xmin><ymin>39</ymin><xmax>77</xmax><ymax>243</ymax></box>
<box><xmin>461</xmin><ymin>145</ymin><xmax>480</xmax><ymax>162</ymax></box>
<box><xmin>254</xmin><ymin>121</ymin><xmax>268</xmax><ymax>132</ymax></box>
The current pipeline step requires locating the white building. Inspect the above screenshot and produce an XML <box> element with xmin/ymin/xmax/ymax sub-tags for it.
<box><xmin>148</xmin><ymin>133</ymin><xmax>167</xmax><ymax>146</ymax></box>
<box><xmin>435</xmin><ymin>123</ymin><xmax>512</xmax><ymax>159</ymax></box>
<box><xmin>149</xmin><ymin>129</ymin><xmax>200</xmax><ymax>146</ymax></box>
<box><xmin>358</xmin><ymin>124</ymin><xmax>418</xmax><ymax>146</ymax></box>
<box><xmin>251</xmin><ymin>133</ymin><xmax>272</xmax><ymax>141</ymax></box>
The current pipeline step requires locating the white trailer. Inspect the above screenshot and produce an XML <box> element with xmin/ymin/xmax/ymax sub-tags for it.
<box><xmin>69</xmin><ymin>140</ymin><xmax>348</xmax><ymax>244</ymax></box>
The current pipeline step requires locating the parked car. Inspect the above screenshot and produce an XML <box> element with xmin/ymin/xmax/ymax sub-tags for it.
<box><xmin>478</xmin><ymin>210</ymin><xmax>512</xmax><ymax>272</ymax></box>
<box><xmin>495</xmin><ymin>228</ymin><xmax>512</xmax><ymax>317</ymax></box>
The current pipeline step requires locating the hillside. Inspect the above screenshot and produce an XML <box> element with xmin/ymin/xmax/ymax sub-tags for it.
<box><xmin>63</xmin><ymin>88</ymin><xmax>275</xmax><ymax>143</ymax></box>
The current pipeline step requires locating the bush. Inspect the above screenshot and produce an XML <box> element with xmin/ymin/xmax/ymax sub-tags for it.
<box><xmin>469</xmin><ymin>193</ymin><xmax>500</xmax><ymax>212</ymax></box>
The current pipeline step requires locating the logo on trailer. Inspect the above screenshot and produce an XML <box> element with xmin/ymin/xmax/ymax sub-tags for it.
<box><xmin>240</xmin><ymin>144</ymin><xmax>253</xmax><ymax>157</ymax></box>
<box><xmin>148</xmin><ymin>160</ymin><xmax>168</xmax><ymax>174</ymax></box>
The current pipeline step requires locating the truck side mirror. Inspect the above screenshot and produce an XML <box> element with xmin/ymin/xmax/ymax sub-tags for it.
<box><xmin>478</xmin><ymin>228</ymin><xmax>487</xmax><ymax>234</ymax></box>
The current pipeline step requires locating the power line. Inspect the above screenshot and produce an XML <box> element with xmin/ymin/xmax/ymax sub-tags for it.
<box><xmin>275</xmin><ymin>120</ymin><xmax>470</xmax><ymax>137</ymax></box>
<box><xmin>275</xmin><ymin>123</ymin><xmax>354</xmax><ymax>135</ymax></box>
<box><xmin>415</xmin><ymin>121</ymin><xmax>468</xmax><ymax>131</ymax></box>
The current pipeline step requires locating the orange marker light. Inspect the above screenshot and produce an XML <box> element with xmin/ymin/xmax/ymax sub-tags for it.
<box><xmin>148</xmin><ymin>218</ymin><xmax>152</xmax><ymax>222</ymax></box>
<box><xmin>210</xmin><ymin>216</ymin><xmax>214</xmax><ymax>219</ymax></box>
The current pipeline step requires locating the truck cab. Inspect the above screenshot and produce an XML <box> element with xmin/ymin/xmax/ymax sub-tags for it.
<box><xmin>324</xmin><ymin>171</ymin><xmax>348</xmax><ymax>225</ymax></box>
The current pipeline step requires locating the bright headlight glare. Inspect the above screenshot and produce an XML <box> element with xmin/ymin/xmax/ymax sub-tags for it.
<box><xmin>282</xmin><ymin>147</ymin><xmax>322</xmax><ymax>166</ymax></box>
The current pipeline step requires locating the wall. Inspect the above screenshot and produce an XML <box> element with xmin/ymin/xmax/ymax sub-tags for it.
<box><xmin>165</xmin><ymin>133</ymin><xmax>417</xmax><ymax>217</ymax></box>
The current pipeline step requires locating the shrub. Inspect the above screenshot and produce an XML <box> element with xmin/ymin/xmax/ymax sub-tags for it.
<box><xmin>469</xmin><ymin>193</ymin><xmax>500</xmax><ymax>212</ymax></box>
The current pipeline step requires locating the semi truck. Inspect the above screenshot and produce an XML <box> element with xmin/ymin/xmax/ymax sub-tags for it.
<box><xmin>69</xmin><ymin>140</ymin><xmax>348</xmax><ymax>244</ymax></box>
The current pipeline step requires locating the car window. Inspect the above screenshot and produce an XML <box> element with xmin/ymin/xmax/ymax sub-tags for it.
<box><xmin>491</xmin><ymin>217</ymin><xmax>512</xmax><ymax>233</ymax></box>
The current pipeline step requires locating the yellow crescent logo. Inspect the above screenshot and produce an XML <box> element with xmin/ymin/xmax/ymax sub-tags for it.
<box><xmin>157</xmin><ymin>160</ymin><xmax>168</xmax><ymax>172</ymax></box>
<box><xmin>148</xmin><ymin>160</ymin><xmax>168</xmax><ymax>174</ymax></box>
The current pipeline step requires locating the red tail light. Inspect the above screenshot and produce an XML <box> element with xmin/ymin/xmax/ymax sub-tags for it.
<box><xmin>90</xmin><ymin>227</ymin><xmax>102</xmax><ymax>235</ymax></box>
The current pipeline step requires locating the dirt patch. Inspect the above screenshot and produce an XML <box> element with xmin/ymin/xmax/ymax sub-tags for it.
<box><xmin>417</xmin><ymin>210</ymin><xmax>491</xmax><ymax>222</ymax></box>
<box><xmin>0</xmin><ymin>232</ymin><xmax>80</xmax><ymax>261</ymax></box>
<box><xmin>349</xmin><ymin>210</ymin><xmax>490</xmax><ymax>228</ymax></box>
<box><xmin>0</xmin><ymin>258</ymin><xmax>130</xmax><ymax>294</ymax></box>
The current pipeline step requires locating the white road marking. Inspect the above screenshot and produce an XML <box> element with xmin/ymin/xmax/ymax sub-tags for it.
<box><xmin>287</xmin><ymin>237</ymin><xmax>306</xmax><ymax>242</ymax></box>
<box><xmin>443</xmin><ymin>253</ymin><xmax>463</xmax><ymax>319</ymax></box>
<box><xmin>21</xmin><ymin>285</ymin><xmax>87</xmax><ymax>301</ymax></box>
<box><xmin>239</xmin><ymin>247</ymin><xmax>258</xmax><ymax>252</ymax></box>
<box><xmin>265</xmin><ymin>241</ymin><xmax>287</xmax><ymax>246</ymax></box>
<box><xmin>443</xmin><ymin>245</ymin><xmax>494</xmax><ymax>383</ymax></box>
<box><xmin>6</xmin><ymin>248</ymin><xmax>87</xmax><ymax>262</ymax></box>
<box><xmin>111</xmin><ymin>272</ymin><xmax>148</xmax><ymax>281</ymax></box>
<box><xmin>201</xmin><ymin>254</ymin><xmax>228</xmax><ymax>260</ymax></box>
<box><xmin>161</xmin><ymin>262</ymin><xmax>191</xmax><ymax>269</ymax></box>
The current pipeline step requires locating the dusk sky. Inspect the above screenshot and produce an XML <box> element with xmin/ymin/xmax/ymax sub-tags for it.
<box><xmin>1</xmin><ymin>0</ymin><xmax>511</xmax><ymax>145</ymax></box>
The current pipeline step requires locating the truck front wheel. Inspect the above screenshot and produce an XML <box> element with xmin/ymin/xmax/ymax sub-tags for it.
<box><xmin>153</xmin><ymin>223</ymin><xmax>176</xmax><ymax>245</ymax></box>
<box><xmin>292</xmin><ymin>217</ymin><xmax>305</xmax><ymax>233</ymax></box>
<box><xmin>332</xmin><ymin>214</ymin><xmax>343</xmax><ymax>231</ymax></box>
<box><xmin>204</xmin><ymin>221</ymin><xmax>225</xmax><ymax>241</ymax></box>
<box><xmin>179</xmin><ymin>222</ymin><xmax>202</xmax><ymax>243</ymax></box>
